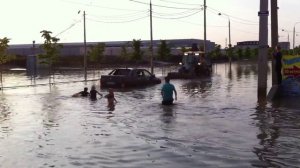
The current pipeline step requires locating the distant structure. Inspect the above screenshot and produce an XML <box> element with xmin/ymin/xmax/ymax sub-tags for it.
<box><xmin>235</xmin><ymin>41</ymin><xmax>259</xmax><ymax>49</ymax></box>
<box><xmin>235</xmin><ymin>40</ymin><xmax>290</xmax><ymax>50</ymax></box>
<box><xmin>7</xmin><ymin>39</ymin><xmax>216</xmax><ymax>58</ymax></box>
<box><xmin>278</xmin><ymin>42</ymin><xmax>290</xmax><ymax>50</ymax></box>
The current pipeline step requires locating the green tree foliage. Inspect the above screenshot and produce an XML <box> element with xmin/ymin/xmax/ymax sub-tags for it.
<box><xmin>227</xmin><ymin>47</ymin><xmax>234</xmax><ymax>60</ymax></box>
<box><xmin>294</xmin><ymin>45</ymin><xmax>300</xmax><ymax>55</ymax></box>
<box><xmin>0</xmin><ymin>37</ymin><xmax>14</xmax><ymax>65</ymax></box>
<box><xmin>209</xmin><ymin>44</ymin><xmax>221</xmax><ymax>59</ymax></box>
<box><xmin>157</xmin><ymin>40</ymin><xmax>171</xmax><ymax>61</ymax></box>
<box><xmin>237</xmin><ymin>48</ymin><xmax>244</xmax><ymax>59</ymax></box>
<box><xmin>38</xmin><ymin>30</ymin><xmax>63</xmax><ymax>83</ymax></box>
<box><xmin>88</xmin><ymin>43</ymin><xmax>105</xmax><ymax>63</ymax></box>
<box><xmin>253</xmin><ymin>48</ymin><xmax>258</xmax><ymax>58</ymax></box>
<box><xmin>244</xmin><ymin>47</ymin><xmax>251</xmax><ymax>58</ymax></box>
<box><xmin>39</xmin><ymin>30</ymin><xmax>63</xmax><ymax>66</ymax></box>
<box><xmin>131</xmin><ymin>39</ymin><xmax>143</xmax><ymax>60</ymax></box>
<box><xmin>120</xmin><ymin>42</ymin><xmax>130</xmax><ymax>61</ymax></box>
<box><xmin>0</xmin><ymin>37</ymin><xmax>15</xmax><ymax>87</ymax></box>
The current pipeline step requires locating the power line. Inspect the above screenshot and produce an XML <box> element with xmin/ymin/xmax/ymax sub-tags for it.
<box><xmin>129</xmin><ymin>0</ymin><xmax>201</xmax><ymax>10</ymax></box>
<box><xmin>152</xmin><ymin>8</ymin><xmax>200</xmax><ymax>17</ymax></box>
<box><xmin>55</xmin><ymin>19</ymin><xmax>82</xmax><ymax>37</ymax></box>
<box><xmin>60</xmin><ymin>0</ymin><xmax>146</xmax><ymax>11</ymax></box>
<box><xmin>86</xmin><ymin>15</ymin><xmax>149</xmax><ymax>23</ymax></box>
<box><xmin>153</xmin><ymin>10</ymin><xmax>201</xmax><ymax>19</ymax></box>
<box><xmin>207</xmin><ymin>6</ymin><xmax>258</xmax><ymax>24</ymax></box>
<box><xmin>158</xmin><ymin>0</ymin><xmax>202</xmax><ymax>6</ymax></box>
<box><xmin>88</xmin><ymin>10</ymin><xmax>149</xmax><ymax>20</ymax></box>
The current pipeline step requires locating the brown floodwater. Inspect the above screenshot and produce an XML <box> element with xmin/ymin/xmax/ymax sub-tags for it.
<box><xmin>0</xmin><ymin>62</ymin><xmax>299</xmax><ymax>168</ymax></box>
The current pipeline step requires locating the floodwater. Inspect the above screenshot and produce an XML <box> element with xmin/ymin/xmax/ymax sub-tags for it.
<box><xmin>0</xmin><ymin>62</ymin><xmax>300</xmax><ymax>168</ymax></box>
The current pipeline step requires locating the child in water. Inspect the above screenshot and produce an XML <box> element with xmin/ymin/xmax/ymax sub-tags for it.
<box><xmin>90</xmin><ymin>85</ymin><xmax>103</xmax><ymax>100</ymax></box>
<box><xmin>105</xmin><ymin>88</ymin><xmax>117</xmax><ymax>108</ymax></box>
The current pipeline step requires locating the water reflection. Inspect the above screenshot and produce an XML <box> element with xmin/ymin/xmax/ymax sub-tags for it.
<box><xmin>160</xmin><ymin>105</ymin><xmax>175</xmax><ymax>124</ymax></box>
<box><xmin>180</xmin><ymin>79</ymin><xmax>212</xmax><ymax>98</ymax></box>
<box><xmin>0</xmin><ymin>96</ymin><xmax>12</xmax><ymax>135</ymax></box>
<box><xmin>252</xmin><ymin>98</ymin><xmax>300</xmax><ymax>167</ymax></box>
<box><xmin>41</xmin><ymin>86</ymin><xmax>61</xmax><ymax>128</ymax></box>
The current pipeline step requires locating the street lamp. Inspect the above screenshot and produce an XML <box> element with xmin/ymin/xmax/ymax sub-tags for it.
<box><xmin>293</xmin><ymin>22</ymin><xmax>300</xmax><ymax>55</ymax></box>
<box><xmin>281</xmin><ymin>29</ymin><xmax>290</xmax><ymax>42</ymax></box>
<box><xmin>218</xmin><ymin>13</ymin><xmax>231</xmax><ymax>63</ymax></box>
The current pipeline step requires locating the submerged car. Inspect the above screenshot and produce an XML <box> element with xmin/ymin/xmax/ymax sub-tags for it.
<box><xmin>100</xmin><ymin>68</ymin><xmax>161</xmax><ymax>88</ymax></box>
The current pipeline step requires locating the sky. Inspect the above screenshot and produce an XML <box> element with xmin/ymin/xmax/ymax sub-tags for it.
<box><xmin>0</xmin><ymin>0</ymin><xmax>299</xmax><ymax>48</ymax></box>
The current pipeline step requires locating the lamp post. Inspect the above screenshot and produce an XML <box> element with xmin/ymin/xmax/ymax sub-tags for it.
<box><xmin>281</xmin><ymin>29</ymin><xmax>290</xmax><ymax>42</ymax></box>
<box><xmin>293</xmin><ymin>22</ymin><xmax>300</xmax><ymax>55</ymax></box>
<box><xmin>218</xmin><ymin>13</ymin><xmax>231</xmax><ymax>64</ymax></box>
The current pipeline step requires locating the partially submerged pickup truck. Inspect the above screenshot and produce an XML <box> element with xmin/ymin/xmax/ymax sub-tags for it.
<box><xmin>100</xmin><ymin>68</ymin><xmax>161</xmax><ymax>88</ymax></box>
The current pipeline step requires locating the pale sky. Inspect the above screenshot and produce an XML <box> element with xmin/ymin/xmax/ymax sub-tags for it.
<box><xmin>0</xmin><ymin>0</ymin><xmax>299</xmax><ymax>48</ymax></box>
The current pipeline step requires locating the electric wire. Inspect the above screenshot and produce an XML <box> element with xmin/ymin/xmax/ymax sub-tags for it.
<box><xmin>129</xmin><ymin>0</ymin><xmax>201</xmax><ymax>10</ymax></box>
<box><xmin>54</xmin><ymin>19</ymin><xmax>82</xmax><ymax>37</ymax></box>
<box><xmin>158</xmin><ymin>0</ymin><xmax>202</xmax><ymax>6</ymax></box>
<box><xmin>86</xmin><ymin>15</ymin><xmax>149</xmax><ymax>23</ymax></box>
<box><xmin>60</xmin><ymin>0</ymin><xmax>146</xmax><ymax>12</ymax></box>
<box><xmin>207</xmin><ymin>6</ymin><xmax>258</xmax><ymax>24</ymax></box>
<box><xmin>153</xmin><ymin>10</ymin><xmax>201</xmax><ymax>19</ymax></box>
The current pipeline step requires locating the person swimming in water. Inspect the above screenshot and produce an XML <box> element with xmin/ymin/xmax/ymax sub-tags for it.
<box><xmin>72</xmin><ymin>87</ymin><xmax>89</xmax><ymax>97</ymax></box>
<box><xmin>90</xmin><ymin>85</ymin><xmax>103</xmax><ymax>100</ymax></box>
<box><xmin>104</xmin><ymin>88</ymin><xmax>117</xmax><ymax>108</ymax></box>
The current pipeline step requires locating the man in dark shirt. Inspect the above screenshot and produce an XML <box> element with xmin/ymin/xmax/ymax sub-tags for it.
<box><xmin>274</xmin><ymin>45</ymin><xmax>282</xmax><ymax>84</ymax></box>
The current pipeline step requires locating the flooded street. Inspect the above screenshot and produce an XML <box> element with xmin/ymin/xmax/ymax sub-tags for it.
<box><xmin>0</xmin><ymin>62</ymin><xmax>300</xmax><ymax>167</ymax></box>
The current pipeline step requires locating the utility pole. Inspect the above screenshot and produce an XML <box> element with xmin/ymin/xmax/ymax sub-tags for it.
<box><xmin>150</xmin><ymin>0</ymin><xmax>154</xmax><ymax>74</ymax></box>
<box><xmin>257</xmin><ymin>0</ymin><xmax>269</xmax><ymax>99</ymax></box>
<box><xmin>83</xmin><ymin>11</ymin><xmax>87</xmax><ymax>81</ymax></box>
<box><xmin>203</xmin><ymin>0</ymin><xmax>206</xmax><ymax>56</ymax></box>
<box><xmin>228</xmin><ymin>18</ymin><xmax>232</xmax><ymax>65</ymax></box>
<box><xmin>271</xmin><ymin>0</ymin><xmax>278</xmax><ymax>86</ymax></box>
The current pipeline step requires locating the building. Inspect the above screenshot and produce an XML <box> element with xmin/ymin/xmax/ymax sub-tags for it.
<box><xmin>234</xmin><ymin>41</ymin><xmax>259</xmax><ymax>49</ymax></box>
<box><xmin>278</xmin><ymin>42</ymin><xmax>290</xmax><ymax>50</ymax></box>
<box><xmin>7</xmin><ymin>39</ymin><xmax>216</xmax><ymax>57</ymax></box>
<box><xmin>234</xmin><ymin>40</ymin><xmax>290</xmax><ymax>50</ymax></box>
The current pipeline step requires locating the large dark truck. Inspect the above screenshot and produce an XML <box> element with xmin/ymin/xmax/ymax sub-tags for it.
<box><xmin>100</xmin><ymin>68</ymin><xmax>161</xmax><ymax>88</ymax></box>
<box><xmin>167</xmin><ymin>51</ymin><xmax>212</xmax><ymax>79</ymax></box>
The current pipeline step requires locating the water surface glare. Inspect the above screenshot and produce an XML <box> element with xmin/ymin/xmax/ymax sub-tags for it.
<box><xmin>0</xmin><ymin>62</ymin><xmax>300</xmax><ymax>167</ymax></box>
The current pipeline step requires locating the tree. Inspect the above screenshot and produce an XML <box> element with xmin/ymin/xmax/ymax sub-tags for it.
<box><xmin>209</xmin><ymin>44</ymin><xmax>221</xmax><ymax>59</ymax></box>
<box><xmin>131</xmin><ymin>39</ymin><xmax>143</xmax><ymax>61</ymax></box>
<box><xmin>88</xmin><ymin>43</ymin><xmax>105</xmax><ymax>77</ymax></box>
<box><xmin>0</xmin><ymin>37</ymin><xmax>15</xmax><ymax>87</ymax></box>
<box><xmin>120</xmin><ymin>42</ymin><xmax>130</xmax><ymax>62</ymax></box>
<box><xmin>157</xmin><ymin>40</ymin><xmax>171</xmax><ymax>61</ymax></box>
<box><xmin>253</xmin><ymin>48</ymin><xmax>259</xmax><ymax>58</ymax></box>
<box><xmin>237</xmin><ymin>48</ymin><xmax>244</xmax><ymax>59</ymax></box>
<box><xmin>38</xmin><ymin>30</ymin><xmax>63</xmax><ymax>83</ymax></box>
<box><xmin>214</xmin><ymin>44</ymin><xmax>221</xmax><ymax>59</ymax></box>
<box><xmin>244</xmin><ymin>47</ymin><xmax>251</xmax><ymax>58</ymax></box>
<box><xmin>88</xmin><ymin>43</ymin><xmax>105</xmax><ymax>64</ymax></box>
<box><xmin>227</xmin><ymin>47</ymin><xmax>235</xmax><ymax>60</ymax></box>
